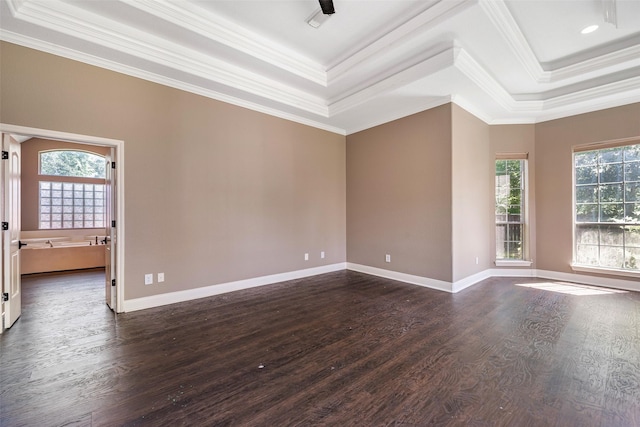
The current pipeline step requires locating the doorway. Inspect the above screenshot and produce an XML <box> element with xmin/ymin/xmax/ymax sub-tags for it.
<box><xmin>1</xmin><ymin>124</ymin><xmax>125</xmax><ymax>333</ymax></box>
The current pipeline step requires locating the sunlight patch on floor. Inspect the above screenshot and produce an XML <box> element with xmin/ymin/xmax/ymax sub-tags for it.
<box><xmin>515</xmin><ymin>281</ymin><xmax>627</xmax><ymax>296</ymax></box>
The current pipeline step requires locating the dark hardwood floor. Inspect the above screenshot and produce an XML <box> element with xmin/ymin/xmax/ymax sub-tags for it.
<box><xmin>1</xmin><ymin>269</ymin><xmax>640</xmax><ymax>426</ymax></box>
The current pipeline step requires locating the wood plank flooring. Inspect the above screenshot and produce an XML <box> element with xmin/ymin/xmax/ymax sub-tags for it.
<box><xmin>1</xmin><ymin>270</ymin><xmax>640</xmax><ymax>426</ymax></box>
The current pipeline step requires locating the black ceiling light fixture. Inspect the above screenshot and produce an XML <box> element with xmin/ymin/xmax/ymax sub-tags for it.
<box><xmin>319</xmin><ymin>0</ymin><xmax>335</xmax><ymax>15</ymax></box>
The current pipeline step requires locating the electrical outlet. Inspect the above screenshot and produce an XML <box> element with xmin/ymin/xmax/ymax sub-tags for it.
<box><xmin>321</xmin><ymin>251</ymin><xmax>325</xmax><ymax>259</ymax></box>
<box><xmin>158</xmin><ymin>272</ymin><xmax>165</xmax><ymax>283</ymax></box>
<box><xmin>475</xmin><ymin>256</ymin><xmax>479</xmax><ymax>265</ymax></box>
<box><xmin>385</xmin><ymin>254</ymin><xmax>391</xmax><ymax>263</ymax></box>
<box><xmin>304</xmin><ymin>253</ymin><xmax>309</xmax><ymax>261</ymax></box>
<box><xmin>144</xmin><ymin>274</ymin><xmax>153</xmax><ymax>285</ymax></box>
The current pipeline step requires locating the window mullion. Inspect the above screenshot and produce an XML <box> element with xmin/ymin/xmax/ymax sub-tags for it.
<box><xmin>575</xmin><ymin>144</ymin><xmax>639</xmax><ymax>272</ymax></box>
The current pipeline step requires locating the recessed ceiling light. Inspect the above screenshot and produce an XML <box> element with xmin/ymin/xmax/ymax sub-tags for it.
<box><xmin>581</xmin><ymin>24</ymin><xmax>599</xmax><ymax>34</ymax></box>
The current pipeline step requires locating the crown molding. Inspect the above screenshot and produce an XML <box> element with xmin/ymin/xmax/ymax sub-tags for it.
<box><xmin>327</xmin><ymin>0</ymin><xmax>474</xmax><ymax>84</ymax></box>
<box><xmin>450</xmin><ymin>95</ymin><xmax>495</xmax><ymax>124</ymax></box>
<box><xmin>119</xmin><ymin>0</ymin><xmax>327</xmax><ymax>86</ymax></box>
<box><xmin>451</xmin><ymin>30</ymin><xmax>640</xmax><ymax>118</ymax></box>
<box><xmin>4</xmin><ymin>0</ymin><xmax>23</xmax><ymax>15</ymax></box>
<box><xmin>453</xmin><ymin>48</ymin><xmax>547</xmax><ymax>115</ymax></box>
<box><xmin>478</xmin><ymin>0</ymin><xmax>544</xmax><ymax>82</ymax></box>
<box><xmin>344</xmin><ymin>97</ymin><xmax>452</xmax><ymax>135</ymax></box>
<box><xmin>479</xmin><ymin>0</ymin><xmax>640</xmax><ymax>84</ymax></box>
<box><xmin>0</xmin><ymin>30</ymin><xmax>346</xmax><ymax>136</ymax></box>
<box><xmin>9</xmin><ymin>0</ymin><xmax>329</xmax><ymax>117</ymax></box>
<box><xmin>528</xmin><ymin>92</ymin><xmax>640</xmax><ymax>124</ymax></box>
<box><xmin>329</xmin><ymin>46</ymin><xmax>456</xmax><ymax>116</ymax></box>
<box><xmin>488</xmin><ymin>117</ymin><xmax>539</xmax><ymax>125</ymax></box>
<box><xmin>544</xmin><ymin>44</ymin><xmax>640</xmax><ymax>82</ymax></box>
<box><xmin>543</xmin><ymin>75</ymin><xmax>640</xmax><ymax>109</ymax></box>
<box><xmin>2</xmin><ymin>0</ymin><xmax>638</xmax><ymax>133</ymax></box>
<box><xmin>453</xmin><ymin>47</ymin><xmax>518</xmax><ymax>111</ymax></box>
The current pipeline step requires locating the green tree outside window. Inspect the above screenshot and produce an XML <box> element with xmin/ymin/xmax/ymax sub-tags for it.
<box><xmin>40</xmin><ymin>150</ymin><xmax>106</xmax><ymax>178</ymax></box>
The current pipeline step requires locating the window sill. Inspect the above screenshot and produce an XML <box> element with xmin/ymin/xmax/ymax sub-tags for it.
<box><xmin>571</xmin><ymin>264</ymin><xmax>640</xmax><ymax>279</ymax></box>
<box><xmin>495</xmin><ymin>260</ymin><xmax>533</xmax><ymax>267</ymax></box>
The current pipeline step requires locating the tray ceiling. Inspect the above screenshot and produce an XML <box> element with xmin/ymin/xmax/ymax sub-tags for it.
<box><xmin>1</xmin><ymin>0</ymin><xmax>639</xmax><ymax>134</ymax></box>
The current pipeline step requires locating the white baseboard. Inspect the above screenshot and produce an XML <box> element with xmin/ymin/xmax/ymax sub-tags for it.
<box><xmin>123</xmin><ymin>263</ymin><xmax>347</xmax><ymax>312</ymax></box>
<box><xmin>346</xmin><ymin>264</ymin><xmax>639</xmax><ymax>294</ymax></box>
<box><xmin>452</xmin><ymin>269</ymin><xmax>492</xmax><ymax>293</ymax></box>
<box><xmin>123</xmin><ymin>262</ymin><xmax>640</xmax><ymax>313</ymax></box>
<box><xmin>346</xmin><ymin>262</ymin><xmax>453</xmax><ymax>292</ymax></box>
<box><xmin>346</xmin><ymin>263</ymin><xmax>492</xmax><ymax>294</ymax></box>
<box><xmin>536</xmin><ymin>269</ymin><xmax>640</xmax><ymax>293</ymax></box>
<box><xmin>490</xmin><ymin>268</ymin><xmax>536</xmax><ymax>277</ymax></box>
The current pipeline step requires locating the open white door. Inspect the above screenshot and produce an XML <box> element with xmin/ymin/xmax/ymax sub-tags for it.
<box><xmin>105</xmin><ymin>148</ymin><xmax>116</xmax><ymax>310</ymax></box>
<box><xmin>1</xmin><ymin>123</ymin><xmax>125</xmax><ymax>315</ymax></box>
<box><xmin>2</xmin><ymin>133</ymin><xmax>22</xmax><ymax>330</ymax></box>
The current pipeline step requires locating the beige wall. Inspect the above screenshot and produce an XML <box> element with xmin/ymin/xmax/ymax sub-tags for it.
<box><xmin>21</xmin><ymin>138</ymin><xmax>109</xmax><ymax>232</ymax></box>
<box><xmin>3</xmin><ymin>41</ymin><xmax>640</xmax><ymax>300</ymax></box>
<box><xmin>451</xmin><ymin>105</ymin><xmax>491</xmax><ymax>281</ymax></box>
<box><xmin>346</xmin><ymin>104</ymin><xmax>496</xmax><ymax>284</ymax></box>
<box><xmin>490</xmin><ymin>124</ymin><xmax>536</xmax><ymax>267</ymax></box>
<box><xmin>535</xmin><ymin>103</ymin><xmax>640</xmax><ymax>274</ymax></box>
<box><xmin>347</xmin><ymin>105</ymin><xmax>453</xmax><ymax>282</ymax></box>
<box><xmin>1</xmin><ymin>42</ymin><xmax>346</xmax><ymax>300</ymax></box>
<box><xmin>348</xmin><ymin>102</ymin><xmax>640</xmax><ymax>284</ymax></box>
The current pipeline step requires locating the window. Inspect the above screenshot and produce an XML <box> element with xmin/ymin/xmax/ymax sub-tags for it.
<box><xmin>574</xmin><ymin>143</ymin><xmax>640</xmax><ymax>272</ymax></box>
<box><xmin>38</xmin><ymin>150</ymin><xmax>106</xmax><ymax>230</ymax></box>
<box><xmin>495</xmin><ymin>157</ymin><xmax>527</xmax><ymax>261</ymax></box>
<box><xmin>40</xmin><ymin>150</ymin><xmax>106</xmax><ymax>178</ymax></box>
<box><xmin>39</xmin><ymin>182</ymin><xmax>105</xmax><ymax>229</ymax></box>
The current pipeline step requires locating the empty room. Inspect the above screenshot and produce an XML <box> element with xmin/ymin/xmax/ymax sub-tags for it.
<box><xmin>1</xmin><ymin>0</ymin><xmax>639</xmax><ymax>425</ymax></box>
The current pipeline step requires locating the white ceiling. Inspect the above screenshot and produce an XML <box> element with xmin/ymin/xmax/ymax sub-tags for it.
<box><xmin>1</xmin><ymin>0</ymin><xmax>639</xmax><ymax>135</ymax></box>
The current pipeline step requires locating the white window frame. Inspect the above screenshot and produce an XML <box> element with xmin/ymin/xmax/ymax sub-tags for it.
<box><xmin>572</xmin><ymin>138</ymin><xmax>640</xmax><ymax>278</ymax></box>
<box><xmin>495</xmin><ymin>154</ymin><xmax>532</xmax><ymax>267</ymax></box>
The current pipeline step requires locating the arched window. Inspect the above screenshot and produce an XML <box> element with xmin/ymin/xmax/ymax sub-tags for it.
<box><xmin>38</xmin><ymin>150</ymin><xmax>106</xmax><ymax>229</ymax></box>
<box><xmin>40</xmin><ymin>150</ymin><xmax>106</xmax><ymax>178</ymax></box>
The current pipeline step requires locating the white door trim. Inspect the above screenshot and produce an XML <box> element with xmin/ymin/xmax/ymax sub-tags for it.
<box><xmin>0</xmin><ymin>123</ymin><xmax>125</xmax><ymax>313</ymax></box>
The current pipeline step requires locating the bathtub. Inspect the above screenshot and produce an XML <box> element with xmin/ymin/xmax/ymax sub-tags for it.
<box><xmin>21</xmin><ymin>237</ymin><xmax>106</xmax><ymax>274</ymax></box>
<box><xmin>55</xmin><ymin>241</ymin><xmax>92</xmax><ymax>247</ymax></box>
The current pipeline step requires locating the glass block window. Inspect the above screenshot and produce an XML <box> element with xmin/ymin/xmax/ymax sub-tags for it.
<box><xmin>495</xmin><ymin>159</ymin><xmax>526</xmax><ymax>260</ymax></box>
<box><xmin>39</xmin><ymin>182</ymin><xmax>105</xmax><ymax>229</ymax></box>
<box><xmin>574</xmin><ymin>144</ymin><xmax>640</xmax><ymax>271</ymax></box>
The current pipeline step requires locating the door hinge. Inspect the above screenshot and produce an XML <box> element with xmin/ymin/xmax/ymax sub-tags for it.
<box><xmin>112</xmin><ymin>279</ymin><xmax>116</xmax><ymax>287</ymax></box>
<box><xmin>112</xmin><ymin>220</ymin><xmax>116</xmax><ymax>228</ymax></box>
<box><xmin>111</xmin><ymin>161</ymin><xmax>116</xmax><ymax>169</ymax></box>
<box><xmin>1</xmin><ymin>151</ymin><xmax>8</xmax><ymax>160</ymax></box>
<box><xmin>1</xmin><ymin>222</ymin><xmax>8</xmax><ymax>231</ymax></box>
<box><xmin>2</xmin><ymin>293</ymin><xmax>8</xmax><ymax>302</ymax></box>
